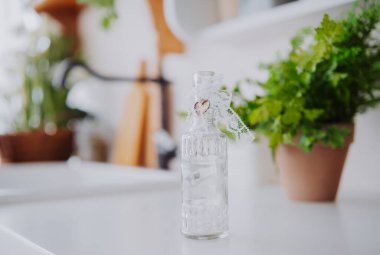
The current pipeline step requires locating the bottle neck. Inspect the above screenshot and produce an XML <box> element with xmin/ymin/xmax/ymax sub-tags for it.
<box><xmin>189</xmin><ymin>114</ymin><xmax>218</xmax><ymax>133</ymax></box>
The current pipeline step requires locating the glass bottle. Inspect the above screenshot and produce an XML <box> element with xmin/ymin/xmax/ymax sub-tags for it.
<box><xmin>181</xmin><ymin>71</ymin><xmax>228</xmax><ymax>240</ymax></box>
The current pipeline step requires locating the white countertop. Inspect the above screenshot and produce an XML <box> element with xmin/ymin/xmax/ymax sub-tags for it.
<box><xmin>0</xmin><ymin>163</ymin><xmax>379</xmax><ymax>255</ymax></box>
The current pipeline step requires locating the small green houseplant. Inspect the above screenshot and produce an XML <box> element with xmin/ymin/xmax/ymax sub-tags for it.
<box><xmin>232</xmin><ymin>1</ymin><xmax>380</xmax><ymax>201</ymax></box>
<box><xmin>0</xmin><ymin>18</ymin><xmax>84</xmax><ymax>162</ymax></box>
<box><xmin>15</xmin><ymin>34</ymin><xmax>79</xmax><ymax>132</ymax></box>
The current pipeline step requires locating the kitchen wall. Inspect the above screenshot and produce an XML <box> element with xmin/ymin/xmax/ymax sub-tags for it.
<box><xmin>78</xmin><ymin>0</ymin><xmax>380</xmax><ymax>192</ymax></box>
<box><xmin>0</xmin><ymin>1</ymin><xmax>28</xmax><ymax>133</ymax></box>
<box><xmin>72</xmin><ymin>0</ymin><xmax>158</xmax><ymax>128</ymax></box>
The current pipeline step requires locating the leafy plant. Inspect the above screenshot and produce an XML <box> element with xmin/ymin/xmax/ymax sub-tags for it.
<box><xmin>13</xmin><ymin>32</ymin><xmax>85</xmax><ymax>133</ymax></box>
<box><xmin>78</xmin><ymin>0</ymin><xmax>117</xmax><ymax>29</ymax></box>
<box><xmin>232</xmin><ymin>0</ymin><xmax>380</xmax><ymax>155</ymax></box>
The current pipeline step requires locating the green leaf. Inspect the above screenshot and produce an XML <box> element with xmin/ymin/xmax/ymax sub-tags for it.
<box><xmin>282</xmin><ymin>108</ymin><xmax>301</xmax><ymax>125</ymax></box>
<box><xmin>78</xmin><ymin>0</ymin><xmax>114</xmax><ymax>8</ymax></box>
<box><xmin>282</xmin><ymin>132</ymin><xmax>293</xmax><ymax>144</ymax></box>
<box><xmin>299</xmin><ymin>134</ymin><xmax>315</xmax><ymax>152</ymax></box>
<box><xmin>177</xmin><ymin>111</ymin><xmax>188</xmax><ymax>119</ymax></box>
<box><xmin>315</xmin><ymin>14</ymin><xmax>343</xmax><ymax>43</ymax></box>
<box><xmin>267</xmin><ymin>100</ymin><xmax>283</xmax><ymax>116</ymax></box>
<box><xmin>78</xmin><ymin>0</ymin><xmax>117</xmax><ymax>29</ymax></box>
<box><xmin>269</xmin><ymin>132</ymin><xmax>283</xmax><ymax>150</ymax></box>
<box><xmin>303</xmin><ymin>109</ymin><xmax>324</xmax><ymax>121</ymax></box>
<box><xmin>323</xmin><ymin>126</ymin><xmax>350</xmax><ymax>148</ymax></box>
<box><xmin>330</xmin><ymin>73</ymin><xmax>348</xmax><ymax>87</ymax></box>
<box><xmin>101</xmin><ymin>9</ymin><xmax>117</xmax><ymax>29</ymax></box>
<box><xmin>249</xmin><ymin>107</ymin><xmax>268</xmax><ymax>126</ymax></box>
<box><xmin>219</xmin><ymin>126</ymin><xmax>237</xmax><ymax>140</ymax></box>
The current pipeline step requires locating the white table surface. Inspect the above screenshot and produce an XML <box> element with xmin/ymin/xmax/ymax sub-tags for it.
<box><xmin>0</xmin><ymin>225</ymin><xmax>54</xmax><ymax>255</ymax></box>
<box><xmin>0</xmin><ymin>163</ymin><xmax>379</xmax><ymax>255</ymax></box>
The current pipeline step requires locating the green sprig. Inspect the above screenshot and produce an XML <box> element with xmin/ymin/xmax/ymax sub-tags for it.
<box><xmin>232</xmin><ymin>0</ymin><xmax>380</xmax><ymax>155</ymax></box>
<box><xmin>78</xmin><ymin>0</ymin><xmax>117</xmax><ymax>29</ymax></box>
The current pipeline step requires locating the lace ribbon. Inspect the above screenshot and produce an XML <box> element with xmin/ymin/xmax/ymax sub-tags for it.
<box><xmin>187</xmin><ymin>86</ymin><xmax>255</xmax><ymax>142</ymax></box>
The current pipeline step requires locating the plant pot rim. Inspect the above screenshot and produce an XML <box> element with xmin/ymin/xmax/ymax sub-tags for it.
<box><xmin>316</xmin><ymin>122</ymin><xmax>354</xmax><ymax>127</ymax></box>
<box><xmin>0</xmin><ymin>128</ymin><xmax>74</xmax><ymax>163</ymax></box>
<box><xmin>0</xmin><ymin>128</ymin><xmax>72</xmax><ymax>138</ymax></box>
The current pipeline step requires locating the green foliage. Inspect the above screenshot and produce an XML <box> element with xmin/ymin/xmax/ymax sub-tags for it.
<box><xmin>15</xmin><ymin>34</ymin><xmax>85</xmax><ymax>132</ymax></box>
<box><xmin>232</xmin><ymin>0</ymin><xmax>380</xmax><ymax>154</ymax></box>
<box><xmin>177</xmin><ymin>111</ymin><xmax>189</xmax><ymax>119</ymax></box>
<box><xmin>78</xmin><ymin>0</ymin><xmax>117</xmax><ymax>29</ymax></box>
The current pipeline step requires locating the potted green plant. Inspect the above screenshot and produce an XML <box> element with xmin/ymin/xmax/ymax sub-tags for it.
<box><xmin>232</xmin><ymin>1</ymin><xmax>380</xmax><ymax>201</ymax></box>
<box><xmin>0</xmin><ymin>17</ymin><xmax>85</xmax><ymax>163</ymax></box>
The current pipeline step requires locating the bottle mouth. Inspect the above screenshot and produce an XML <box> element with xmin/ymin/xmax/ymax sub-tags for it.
<box><xmin>196</xmin><ymin>71</ymin><xmax>215</xmax><ymax>77</ymax></box>
<box><xmin>193</xmin><ymin>71</ymin><xmax>222</xmax><ymax>88</ymax></box>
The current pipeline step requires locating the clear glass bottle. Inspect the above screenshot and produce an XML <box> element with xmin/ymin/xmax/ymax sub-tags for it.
<box><xmin>181</xmin><ymin>71</ymin><xmax>228</xmax><ymax>240</ymax></box>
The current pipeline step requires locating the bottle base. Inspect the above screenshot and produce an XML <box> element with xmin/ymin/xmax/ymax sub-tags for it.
<box><xmin>182</xmin><ymin>231</ymin><xmax>228</xmax><ymax>240</ymax></box>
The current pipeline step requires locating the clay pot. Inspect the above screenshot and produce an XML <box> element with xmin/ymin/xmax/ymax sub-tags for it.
<box><xmin>0</xmin><ymin>129</ymin><xmax>74</xmax><ymax>163</ymax></box>
<box><xmin>276</xmin><ymin>124</ymin><xmax>355</xmax><ymax>202</ymax></box>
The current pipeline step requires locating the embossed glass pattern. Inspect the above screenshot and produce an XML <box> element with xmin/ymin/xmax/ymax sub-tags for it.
<box><xmin>181</xmin><ymin>71</ymin><xmax>228</xmax><ymax>240</ymax></box>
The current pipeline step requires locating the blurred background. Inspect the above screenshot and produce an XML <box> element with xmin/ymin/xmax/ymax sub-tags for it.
<box><xmin>0</xmin><ymin>0</ymin><xmax>379</xmax><ymax>191</ymax></box>
<box><xmin>0</xmin><ymin>1</ymin><xmax>380</xmax><ymax>254</ymax></box>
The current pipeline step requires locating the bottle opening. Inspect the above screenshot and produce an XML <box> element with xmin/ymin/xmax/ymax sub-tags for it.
<box><xmin>193</xmin><ymin>71</ymin><xmax>222</xmax><ymax>88</ymax></box>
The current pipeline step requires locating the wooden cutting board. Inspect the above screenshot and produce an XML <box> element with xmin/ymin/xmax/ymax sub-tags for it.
<box><xmin>147</xmin><ymin>0</ymin><xmax>184</xmax><ymax>59</ymax></box>
<box><xmin>141</xmin><ymin>82</ymin><xmax>161</xmax><ymax>167</ymax></box>
<box><xmin>111</xmin><ymin>61</ymin><xmax>148</xmax><ymax>166</ymax></box>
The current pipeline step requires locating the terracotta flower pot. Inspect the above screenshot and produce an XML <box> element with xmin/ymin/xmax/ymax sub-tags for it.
<box><xmin>0</xmin><ymin>129</ymin><xmax>74</xmax><ymax>163</ymax></box>
<box><xmin>275</xmin><ymin>124</ymin><xmax>355</xmax><ymax>202</ymax></box>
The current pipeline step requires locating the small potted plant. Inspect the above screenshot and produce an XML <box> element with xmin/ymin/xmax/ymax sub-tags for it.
<box><xmin>0</xmin><ymin>16</ymin><xmax>85</xmax><ymax>163</ymax></box>
<box><xmin>232</xmin><ymin>1</ymin><xmax>380</xmax><ymax>201</ymax></box>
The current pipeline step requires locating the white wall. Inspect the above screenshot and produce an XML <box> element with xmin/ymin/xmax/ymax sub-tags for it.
<box><xmin>78</xmin><ymin>0</ymin><xmax>380</xmax><ymax>192</ymax></box>
<box><xmin>74</xmin><ymin>0</ymin><xmax>158</xmax><ymax>128</ymax></box>
<box><xmin>0</xmin><ymin>1</ymin><xmax>29</xmax><ymax>133</ymax></box>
